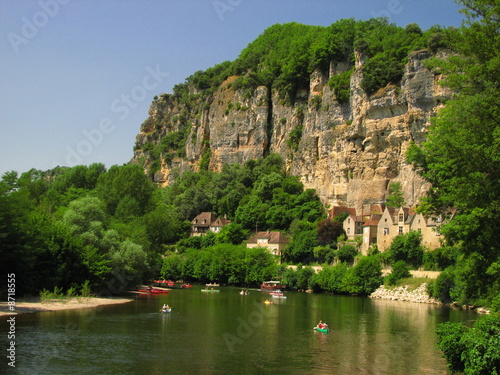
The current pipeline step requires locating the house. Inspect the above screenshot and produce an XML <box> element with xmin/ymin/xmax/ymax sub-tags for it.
<box><xmin>246</xmin><ymin>231</ymin><xmax>289</xmax><ymax>257</ymax></box>
<box><xmin>344</xmin><ymin>213</ymin><xmax>364</xmax><ymax>240</ymax></box>
<box><xmin>191</xmin><ymin>212</ymin><xmax>231</xmax><ymax>236</ymax></box>
<box><xmin>337</xmin><ymin>202</ymin><xmax>449</xmax><ymax>254</ymax></box>
<box><xmin>210</xmin><ymin>216</ymin><xmax>232</xmax><ymax>234</ymax></box>
<box><xmin>361</xmin><ymin>215</ymin><xmax>381</xmax><ymax>255</ymax></box>
<box><xmin>328</xmin><ymin>206</ymin><xmax>363</xmax><ymax>240</ymax></box>
<box><xmin>377</xmin><ymin>207</ymin><xmax>415</xmax><ymax>252</ymax></box>
<box><xmin>410</xmin><ymin>212</ymin><xmax>443</xmax><ymax>249</ymax></box>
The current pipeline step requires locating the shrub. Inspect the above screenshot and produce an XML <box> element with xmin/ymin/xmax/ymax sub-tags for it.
<box><xmin>343</xmin><ymin>255</ymin><xmax>383</xmax><ymax>295</ymax></box>
<box><xmin>287</xmin><ymin>124</ymin><xmax>303</xmax><ymax>151</ymax></box>
<box><xmin>388</xmin><ymin>231</ymin><xmax>424</xmax><ymax>268</ymax></box>
<box><xmin>437</xmin><ymin>315</ymin><xmax>500</xmax><ymax>375</ymax></box>
<box><xmin>337</xmin><ymin>245</ymin><xmax>357</xmax><ymax>264</ymax></box>
<box><xmin>385</xmin><ymin>260</ymin><xmax>411</xmax><ymax>286</ymax></box>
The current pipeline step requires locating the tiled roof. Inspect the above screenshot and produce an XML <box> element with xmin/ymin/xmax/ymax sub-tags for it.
<box><xmin>247</xmin><ymin>231</ymin><xmax>290</xmax><ymax>244</ymax></box>
<box><xmin>329</xmin><ymin>206</ymin><xmax>357</xmax><ymax>219</ymax></box>
<box><xmin>211</xmin><ymin>217</ymin><xmax>231</xmax><ymax>227</ymax></box>
<box><xmin>363</xmin><ymin>214</ymin><xmax>382</xmax><ymax>227</ymax></box>
<box><xmin>191</xmin><ymin>212</ymin><xmax>216</xmax><ymax>226</ymax></box>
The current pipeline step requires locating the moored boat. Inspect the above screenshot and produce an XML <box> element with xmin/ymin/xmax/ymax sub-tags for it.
<box><xmin>138</xmin><ymin>286</ymin><xmax>170</xmax><ymax>294</ymax></box>
<box><xmin>153</xmin><ymin>280</ymin><xmax>175</xmax><ymax>287</ymax></box>
<box><xmin>260</xmin><ymin>281</ymin><xmax>286</xmax><ymax>291</ymax></box>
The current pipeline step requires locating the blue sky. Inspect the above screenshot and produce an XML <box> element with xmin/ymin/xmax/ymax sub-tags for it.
<box><xmin>0</xmin><ymin>0</ymin><xmax>465</xmax><ymax>176</ymax></box>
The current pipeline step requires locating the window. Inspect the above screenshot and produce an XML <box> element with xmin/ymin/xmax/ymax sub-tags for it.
<box><xmin>384</xmin><ymin>227</ymin><xmax>389</xmax><ymax>235</ymax></box>
<box><xmin>398</xmin><ymin>226</ymin><xmax>403</xmax><ymax>234</ymax></box>
<box><xmin>347</xmin><ymin>228</ymin><xmax>351</xmax><ymax>234</ymax></box>
<box><xmin>399</xmin><ymin>213</ymin><xmax>404</xmax><ymax>222</ymax></box>
<box><xmin>348</xmin><ymin>218</ymin><xmax>350</xmax><ymax>224</ymax></box>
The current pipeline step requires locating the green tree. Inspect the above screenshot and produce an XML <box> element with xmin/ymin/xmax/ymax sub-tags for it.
<box><xmin>387</xmin><ymin>231</ymin><xmax>424</xmax><ymax>269</ymax></box>
<box><xmin>437</xmin><ymin>314</ymin><xmax>500</xmax><ymax>375</ymax></box>
<box><xmin>284</xmin><ymin>229</ymin><xmax>318</xmax><ymax>263</ymax></box>
<box><xmin>343</xmin><ymin>255</ymin><xmax>383</xmax><ymax>295</ymax></box>
<box><xmin>407</xmin><ymin>0</ymin><xmax>500</xmax><ymax>304</ymax></box>
<box><xmin>96</xmin><ymin>164</ymin><xmax>155</xmax><ymax>216</ymax></box>
<box><xmin>385</xmin><ymin>260</ymin><xmax>411</xmax><ymax>286</ymax></box>
<box><xmin>216</xmin><ymin>223</ymin><xmax>248</xmax><ymax>245</ymax></box>
<box><xmin>386</xmin><ymin>182</ymin><xmax>405</xmax><ymax>208</ymax></box>
<box><xmin>337</xmin><ymin>245</ymin><xmax>358</xmax><ymax>264</ymax></box>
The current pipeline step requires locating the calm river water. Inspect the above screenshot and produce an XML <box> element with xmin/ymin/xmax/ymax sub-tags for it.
<box><xmin>5</xmin><ymin>286</ymin><xmax>476</xmax><ymax>375</ymax></box>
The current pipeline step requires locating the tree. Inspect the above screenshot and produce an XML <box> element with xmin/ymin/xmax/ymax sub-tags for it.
<box><xmin>95</xmin><ymin>164</ymin><xmax>155</xmax><ymax>216</ymax></box>
<box><xmin>337</xmin><ymin>245</ymin><xmax>358</xmax><ymax>264</ymax></box>
<box><xmin>317</xmin><ymin>219</ymin><xmax>345</xmax><ymax>246</ymax></box>
<box><xmin>216</xmin><ymin>223</ymin><xmax>248</xmax><ymax>245</ymax></box>
<box><xmin>407</xmin><ymin>0</ymin><xmax>499</xmax><ymax>304</ymax></box>
<box><xmin>437</xmin><ymin>314</ymin><xmax>500</xmax><ymax>375</ymax></box>
<box><xmin>387</xmin><ymin>231</ymin><xmax>424</xmax><ymax>269</ymax></box>
<box><xmin>343</xmin><ymin>255</ymin><xmax>383</xmax><ymax>295</ymax></box>
<box><xmin>385</xmin><ymin>260</ymin><xmax>411</xmax><ymax>286</ymax></box>
<box><xmin>386</xmin><ymin>182</ymin><xmax>405</xmax><ymax>208</ymax></box>
<box><xmin>284</xmin><ymin>229</ymin><xmax>318</xmax><ymax>263</ymax></box>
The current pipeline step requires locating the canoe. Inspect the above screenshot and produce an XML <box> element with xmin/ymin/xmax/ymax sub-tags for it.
<box><xmin>201</xmin><ymin>289</ymin><xmax>220</xmax><ymax>293</ymax></box>
<box><xmin>271</xmin><ymin>294</ymin><xmax>287</xmax><ymax>299</ymax></box>
<box><xmin>313</xmin><ymin>326</ymin><xmax>329</xmax><ymax>333</ymax></box>
<box><xmin>161</xmin><ymin>308</ymin><xmax>172</xmax><ymax>313</ymax></box>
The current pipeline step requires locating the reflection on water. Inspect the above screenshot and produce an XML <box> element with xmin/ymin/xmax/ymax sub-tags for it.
<box><xmin>6</xmin><ymin>287</ymin><xmax>476</xmax><ymax>374</ymax></box>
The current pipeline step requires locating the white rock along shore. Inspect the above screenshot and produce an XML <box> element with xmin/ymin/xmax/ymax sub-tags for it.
<box><xmin>369</xmin><ymin>283</ymin><xmax>441</xmax><ymax>304</ymax></box>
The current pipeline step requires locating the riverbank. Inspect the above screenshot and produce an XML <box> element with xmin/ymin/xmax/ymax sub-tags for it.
<box><xmin>369</xmin><ymin>283</ymin><xmax>491</xmax><ymax>314</ymax></box>
<box><xmin>0</xmin><ymin>296</ymin><xmax>133</xmax><ymax>316</ymax></box>
<box><xmin>369</xmin><ymin>283</ymin><xmax>441</xmax><ymax>304</ymax></box>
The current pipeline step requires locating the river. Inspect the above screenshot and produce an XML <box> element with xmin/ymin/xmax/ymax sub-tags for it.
<box><xmin>5</xmin><ymin>285</ymin><xmax>476</xmax><ymax>374</ymax></box>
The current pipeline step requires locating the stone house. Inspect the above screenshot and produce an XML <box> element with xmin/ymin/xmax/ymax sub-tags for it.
<box><xmin>361</xmin><ymin>215</ymin><xmax>381</xmax><ymax>255</ymax></box>
<box><xmin>191</xmin><ymin>212</ymin><xmax>231</xmax><ymax>236</ymax></box>
<box><xmin>331</xmin><ymin>204</ymin><xmax>447</xmax><ymax>254</ymax></box>
<box><xmin>246</xmin><ymin>231</ymin><xmax>289</xmax><ymax>257</ymax></box>
<box><xmin>328</xmin><ymin>206</ymin><xmax>362</xmax><ymax>241</ymax></box>
<box><xmin>410</xmin><ymin>212</ymin><xmax>443</xmax><ymax>249</ymax></box>
<box><xmin>344</xmin><ymin>213</ymin><xmax>364</xmax><ymax>240</ymax></box>
<box><xmin>377</xmin><ymin>207</ymin><xmax>415</xmax><ymax>252</ymax></box>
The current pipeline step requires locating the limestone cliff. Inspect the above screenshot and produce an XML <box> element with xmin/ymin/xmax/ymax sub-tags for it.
<box><xmin>131</xmin><ymin>50</ymin><xmax>451</xmax><ymax>211</ymax></box>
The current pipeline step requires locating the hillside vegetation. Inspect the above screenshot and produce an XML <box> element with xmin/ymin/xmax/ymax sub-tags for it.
<box><xmin>172</xmin><ymin>18</ymin><xmax>454</xmax><ymax>105</ymax></box>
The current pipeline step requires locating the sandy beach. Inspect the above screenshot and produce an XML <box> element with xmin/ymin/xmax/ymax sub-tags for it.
<box><xmin>0</xmin><ymin>296</ymin><xmax>134</xmax><ymax>316</ymax></box>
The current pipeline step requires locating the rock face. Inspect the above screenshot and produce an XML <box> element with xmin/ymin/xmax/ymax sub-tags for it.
<box><xmin>132</xmin><ymin>50</ymin><xmax>451</xmax><ymax>210</ymax></box>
